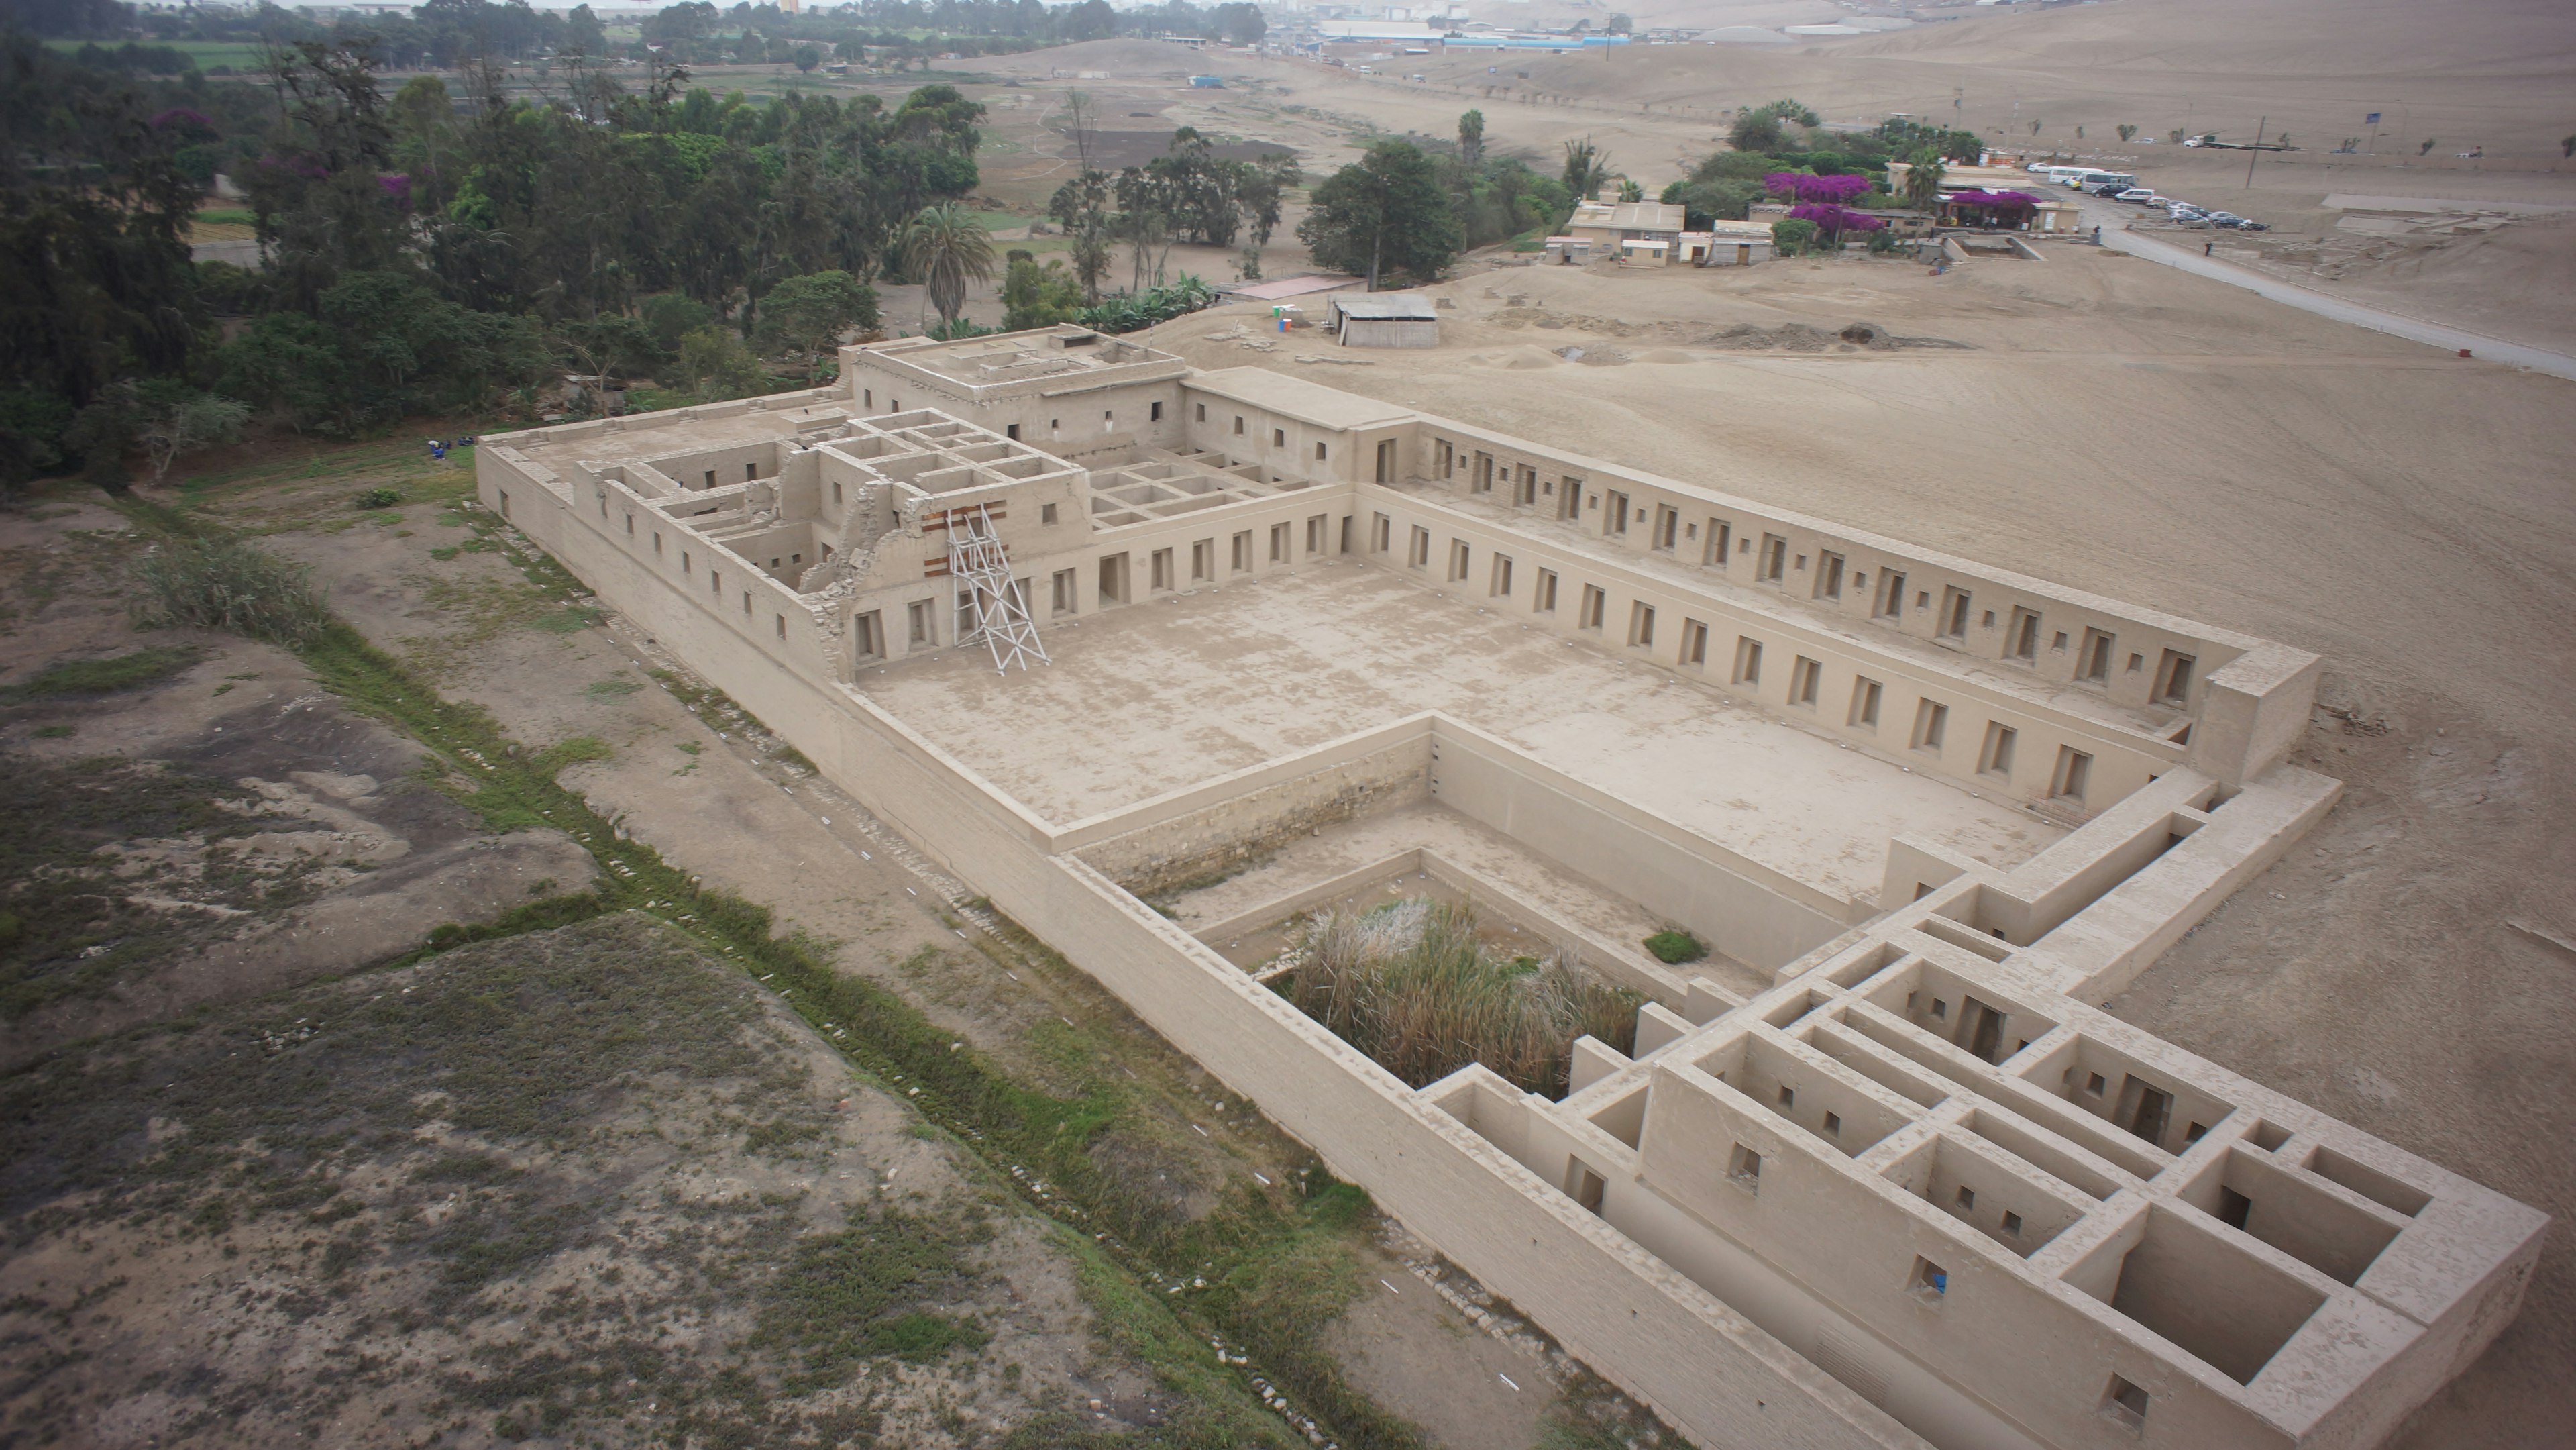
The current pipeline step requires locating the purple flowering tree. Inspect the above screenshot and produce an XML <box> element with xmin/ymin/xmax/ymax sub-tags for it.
<box><xmin>1764</xmin><ymin>172</ymin><xmax>1872</xmax><ymax>205</ymax></box>
<box><xmin>1787</xmin><ymin>203</ymin><xmax>1886</xmax><ymax>240</ymax></box>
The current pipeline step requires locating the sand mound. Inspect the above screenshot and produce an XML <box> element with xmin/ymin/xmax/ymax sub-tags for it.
<box><xmin>1497</xmin><ymin>347</ymin><xmax>1562</xmax><ymax>370</ymax></box>
<box><xmin>1635</xmin><ymin>348</ymin><xmax>1696</xmax><ymax>364</ymax></box>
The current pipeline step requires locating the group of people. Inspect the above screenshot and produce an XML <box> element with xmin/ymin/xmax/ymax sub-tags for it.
<box><xmin>426</xmin><ymin>435</ymin><xmax>476</xmax><ymax>460</ymax></box>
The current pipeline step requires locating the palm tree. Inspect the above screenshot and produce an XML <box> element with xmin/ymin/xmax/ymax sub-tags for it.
<box><xmin>1902</xmin><ymin>148</ymin><xmax>1947</xmax><ymax>215</ymax></box>
<box><xmin>898</xmin><ymin>202</ymin><xmax>998</xmax><ymax>333</ymax></box>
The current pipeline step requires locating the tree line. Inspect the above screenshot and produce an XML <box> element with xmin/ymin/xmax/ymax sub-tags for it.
<box><xmin>0</xmin><ymin>26</ymin><xmax>1004</xmax><ymax>487</ymax></box>
<box><xmin>29</xmin><ymin>0</ymin><xmax>1263</xmax><ymax>72</ymax></box>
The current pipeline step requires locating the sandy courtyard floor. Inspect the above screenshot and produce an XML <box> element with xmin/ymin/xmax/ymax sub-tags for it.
<box><xmin>861</xmin><ymin>563</ymin><xmax>2060</xmax><ymax>907</ymax></box>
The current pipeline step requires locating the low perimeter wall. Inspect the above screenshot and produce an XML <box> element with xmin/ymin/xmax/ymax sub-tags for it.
<box><xmin>505</xmin><ymin>480</ymin><xmax>1919</xmax><ymax>1447</ymax></box>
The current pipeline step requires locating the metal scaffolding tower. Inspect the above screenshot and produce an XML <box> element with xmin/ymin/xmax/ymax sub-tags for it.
<box><xmin>945</xmin><ymin>503</ymin><xmax>1049</xmax><ymax>674</ymax></box>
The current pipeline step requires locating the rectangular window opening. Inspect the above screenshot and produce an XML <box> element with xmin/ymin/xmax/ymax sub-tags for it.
<box><xmin>1979</xmin><ymin>722</ymin><xmax>2018</xmax><ymax>779</ymax></box>
<box><xmin>2080</xmin><ymin>628</ymin><xmax>2116</xmax><ymax>684</ymax></box>
<box><xmin>1790</xmin><ymin>656</ymin><xmax>1821</xmax><ymax>708</ymax></box>
<box><xmin>1913</xmin><ymin>699</ymin><xmax>1949</xmax><ymax>754</ymax></box>
<box><xmin>1733</xmin><ymin>637</ymin><xmax>1764</xmax><ymax>687</ymax></box>
<box><xmin>1849</xmin><ymin>677</ymin><xmax>1883</xmax><ymax>729</ymax></box>
<box><xmin>2053</xmin><ymin>747</ymin><xmax>2093</xmax><ymax>802</ymax></box>
<box><xmin>2156</xmin><ymin>650</ymin><xmax>2197</xmax><ymax>706</ymax></box>
<box><xmin>2009</xmin><ymin>607</ymin><xmax>2041</xmax><ymax>662</ymax></box>
<box><xmin>1816</xmin><ymin>550</ymin><xmax>1845</xmax><ymax>601</ymax></box>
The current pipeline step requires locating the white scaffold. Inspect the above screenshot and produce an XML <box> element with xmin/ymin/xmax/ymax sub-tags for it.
<box><xmin>945</xmin><ymin>502</ymin><xmax>1049</xmax><ymax>674</ymax></box>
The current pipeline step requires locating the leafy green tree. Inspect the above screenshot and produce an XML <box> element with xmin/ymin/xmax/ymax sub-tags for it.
<box><xmin>1298</xmin><ymin>140</ymin><xmax>1460</xmax><ymax>291</ymax></box>
<box><xmin>1000</xmin><ymin>250</ymin><xmax>1083</xmax><ymax>331</ymax></box>
<box><xmin>673</xmin><ymin>324</ymin><xmax>767</xmax><ymax>402</ymax></box>
<box><xmin>793</xmin><ymin>44</ymin><xmax>821</xmax><ymax>73</ymax></box>
<box><xmin>756</xmin><ymin>270</ymin><xmax>879</xmax><ymax>379</ymax></box>
<box><xmin>243</xmin><ymin>38</ymin><xmax>413</xmax><ymax>313</ymax></box>
<box><xmin>640</xmin><ymin>292</ymin><xmax>716</xmax><ymax>356</ymax></box>
<box><xmin>1770</xmin><ymin>218</ymin><xmax>1817</xmax><ymax>256</ymax></box>
<box><xmin>1047</xmin><ymin>170</ymin><xmax>1115</xmax><ymax>305</ymax></box>
<box><xmin>1665</xmin><ymin>178</ymin><xmax>1763</xmax><ymax>227</ymax></box>
<box><xmin>1236</xmin><ymin>152</ymin><xmax>1300</xmax><ymax>252</ymax></box>
<box><xmin>73</xmin><ymin>380</ymin><xmax>250</xmax><ymax>484</ymax></box>
<box><xmin>1731</xmin><ymin>98</ymin><xmax>1820</xmax><ymax>155</ymax></box>
<box><xmin>1458</xmin><ymin>109</ymin><xmax>1485</xmax><ymax>171</ymax></box>
<box><xmin>0</xmin><ymin>36</ymin><xmax>204</xmax><ymax>416</ymax></box>
<box><xmin>2118</xmin><ymin>124</ymin><xmax>2138</xmax><ymax>144</ymax></box>
<box><xmin>557</xmin><ymin>314</ymin><xmax>661</xmax><ymax>413</ymax></box>
<box><xmin>897</xmin><ymin>203</ymin><xmax>997</xmax><ymax>331</ymax></box>
<box><xmin>215</xmin><ymin>270</ymin><xmax>545</xmax><ymax>434</ymax></box>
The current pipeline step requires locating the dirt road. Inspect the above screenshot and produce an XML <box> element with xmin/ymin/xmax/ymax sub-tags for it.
<box><xmin>2080</xmin><ymin>195</ymin><xmax>2576</xmax><ymax>379</ymax></box>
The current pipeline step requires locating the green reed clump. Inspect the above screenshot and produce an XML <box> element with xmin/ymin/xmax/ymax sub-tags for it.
<box><xmin>131</xmin><ymin>537</ymin><xmax>331</xmax><ymax>646</ymax></box>
<box><xmin>1281</xmin><ymin>898</ymin><xmax>1641</xmax><ymax>1100</ymax></box>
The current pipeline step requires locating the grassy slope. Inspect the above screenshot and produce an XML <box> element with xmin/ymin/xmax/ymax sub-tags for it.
<box><xmin>68</xmin><ymin>447</ymin><xmax>1444</xmax><ymax>1448</ymax></box>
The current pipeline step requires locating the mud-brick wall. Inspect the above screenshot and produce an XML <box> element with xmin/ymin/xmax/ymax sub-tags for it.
<box><xmin>1075</xmin><ymin>738</ymin><xmax>1432</xmax><ymax>896</ymax></box>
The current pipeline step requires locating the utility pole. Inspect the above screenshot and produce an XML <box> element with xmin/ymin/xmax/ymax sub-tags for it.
<box><xmin>2245</xmin><ymin>115</ymin><xmax>2265</xmax><ymax>189</ymax></box>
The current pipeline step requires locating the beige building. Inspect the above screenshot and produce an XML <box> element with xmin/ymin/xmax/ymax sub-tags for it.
<box><xmin>478</xmin><ymin>327</ymin><xmax>2544</xmax><ymax>1450</ymax></box>
<box><xmin>1567</xmin><ymin>185</ymin><xmax>1689</xmax><ymax>263</ymax></box>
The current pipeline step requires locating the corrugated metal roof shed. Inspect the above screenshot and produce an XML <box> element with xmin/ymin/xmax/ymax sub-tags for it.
<box><xmin>1330</xmin><ymin>293</ymin><xmax>1438</xmax><ymax>321</ymax></box>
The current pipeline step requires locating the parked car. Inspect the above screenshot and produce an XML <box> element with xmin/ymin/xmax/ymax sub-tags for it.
<box><xmin>2086</xmin><ymin>180</ymin><xmax>2129</xmax><ymax>197</ymax></box>
<box><xmin>2114</xmin><ymin>188</ymin><xmax>2157</xmax><ymax>203</ymax></box>
<box><xmin>2203</xmin><ymin>211</ymin><xmax>2245</xmax><ymax>226</ymax></box>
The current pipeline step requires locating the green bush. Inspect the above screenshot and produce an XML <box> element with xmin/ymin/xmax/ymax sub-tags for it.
<box><xmin>131</xmin><ymin>537</ymin><xmax>333</xmax><ymax>647</ymax></box>
<box><xmin>354</xmin><ymin>486</ymin><xmax>402</xmax><ymax>509</ymax></box>
<box><xmin>1643</xmin><ymin>929</ymin><xmax>1707</xmax><ymax>965</ymax></box>
<box><xmin>1770</xmin><ymin>218</ymin><xmax>1819</xmax><ymax>256</ymax></box>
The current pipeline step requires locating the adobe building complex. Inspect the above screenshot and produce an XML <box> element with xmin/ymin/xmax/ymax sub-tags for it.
<box><xmin>478</xmin><ymin>327</ymin><xmax>2544</xmax><ymax>1450</ymax></box>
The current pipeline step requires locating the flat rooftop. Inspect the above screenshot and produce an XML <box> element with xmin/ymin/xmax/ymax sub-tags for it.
<box><xmin>504</xmin><ymin>397</ymin><xmax>851</xmax><ymax>476</ymax></box>
<box><xmin>863</xmin><ymin>328</ymin><xmax>1184</xmax><ymax>392</ymax></box>
<box><xmin>861</xmin><ymin>564</ymin><xmax>2063</xmax><ymax>907</ymax></box>
<box><xmin>1187</xmin><ymin>366</ymin><xmax>1419</xmax><ymax>431</ymax></box>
